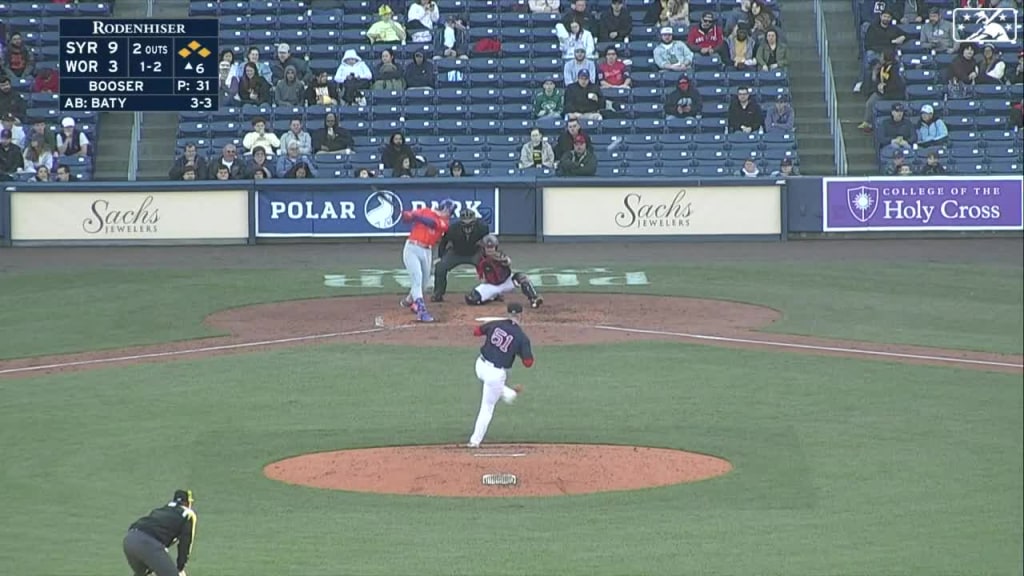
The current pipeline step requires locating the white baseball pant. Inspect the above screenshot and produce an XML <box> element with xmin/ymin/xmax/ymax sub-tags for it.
<box><xmin>469</xmin><ymin>356</ymin><xmax>518</xmax><ymax>446</ymax></box>
<box><xmin>474</xmin><ymin>277</ymin><xmax>516</xmax><ymax>303</ymax></box>
<box><xmin>402</xmin><ymin>240</ymin><xmax>432</xmax><ymax>301</ymax></box>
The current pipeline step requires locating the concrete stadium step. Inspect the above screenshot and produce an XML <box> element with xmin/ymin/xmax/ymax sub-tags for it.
<box><xmin>91</xmin><ymin>113</ymin><xmax>133</xmax><ymax>180</ymax></box>
<box><xmin>824</xmin><ymin>5</ymin><xmax>879</xmax><ymax>176</ymax></box>
<box><xmin>137</xmin><ymin>112</ymin><xmax>181</xmax><ymax>180</ymax></box>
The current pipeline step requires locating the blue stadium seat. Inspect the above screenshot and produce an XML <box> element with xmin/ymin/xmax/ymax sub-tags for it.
<box><xmin>984</xmin><ymin>146</ymin><xmax>1021</xmax><ymax>160</ymax></box>
<box><xmin>988</xmin><ymin>160</ymin><xmax>1022</xmax><ymax>174</ymax></box>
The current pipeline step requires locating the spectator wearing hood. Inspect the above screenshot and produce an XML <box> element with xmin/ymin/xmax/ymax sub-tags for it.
<box><xmin>727</xmin><ymin>85</ymin><xmax>763</xmax><ymax>133</ymax></box>
<box><xmin>312</xmin><ymin>112</ymin><xmax>354</xmax><ymax>154</ymax></box>
<box><xmin>645</xmin><ymin>0</ymin><xmax>689</xmax><ymax>27</ymax></box>
<box><xmin>372</xmin><ymin>49</ymin><xmax>405</xmax><ymax>91</ymax></box>
<box><xmin>271</xmin><ymin>43</ymin><xmax>311</xmax><ymax>84</ymax></box>
<box><xmin>279</xmin><ymin>118</ymin><xmax>313</xmax><ymax>156</ymax></box>
<box><xmin>878</xmin><ymin>103</ymin><xmax>916</xmax><ymax>150</ymax></box>
<box><xmin>0</xmin><ymin>76</ymin><xmax>27</xmax><ymax>121</ymax></box>
<box><xmin>274</xmin><ymin>65</ymin><xmax>306</xmax><ymax>106</ymax></box>
<box><xmin>366</xmin><ymin>5</ymin><xmax>408</xmax><ymax>44</ymax></box>
<box><xmin>405</xmin><ymin>51</ymin><xmax>436</xmax><ymax>89</ymax></box>
<box><xmin>3</xmin><ymin>32</ymin><xmax>35</xmax><ymax>79</ymax></box>
<box><xmin>305</xmin><ymin>70</ymin><xmax>340</xmax><ymax>106</ymax></box>
<box><xmin>598</xmin><ymin>0</ymin><xmax>633</xmax><ymax>42</ymax></box>
<box><xmin>687</xmin><ymin>12</ymin><xmax>726</xmax><ymax>59</ymax></box>
<box><xmin>334</xmin><ymin>49</ymin><xmax>373</xmax><ymax>105</ymax></box>
<box><xmin>915</xmin><ymin>104</ymin><xmax>948</xmax><ymax>148</ymax></box>
<box><xmin>381</xmin><ymin>132</ymin><xmax>418</xmax><ymax>170</ymax></box>
<box><xmin>277</xmin><ymin>140</ymin><xmax>318</xmax><ymax>178</ymax></box>
<box><xmin>556</xmin><ymin>133</ymin><xmax>597</xmax><ymax>176</ymax></box>
<box><xmin>564</xmin><ymin>68</ymin><xmax>605</xmax><ymax>120</ymax></box>
<box><xmin>32</xmin><ymin>68</ymin><xmax>58</xmax><ymax>93</ymax></box>
<box><xmin>168</xmin><ymin>142</ymin><xmax>209</xmax><ymax>180</ymax></box>
<box><xmin>237</xmin><ymin>62</ymin><xmax>273</xmax><ymax>105</ymax></box>
<box><xmin>664</xmin><ymin>74</ymin><xmax>703</xmax><ymax>118</ymax></box>
<box><xmin>519</xmin><ymin>128</ymin><xmax>556</xmax><ymax>170</ymax></box>
<box><xmin>533</xmin><ymin>79</ymin><xmax>564</xmax><ymax>118</ymax></box>
<box><xmin>654</xmin><ymin>27</ymin><xmax>694</xmax><ymax>72</ymax></box>
<box><xmin>727</xmin><ymin>25</ymin><xmax>757</xmax><ymax>69</ymax></box>
<box><xmin>756</xmin><ymin>29</ymin><xmax>788</xmax><ymax>71</ymax></box>
<box><xmin>765</xmin><ymin>94</ymin><xmax>794</xmax><ymax>132</ymax></box>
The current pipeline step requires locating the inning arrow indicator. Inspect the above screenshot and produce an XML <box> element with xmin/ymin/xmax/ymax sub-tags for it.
<box><xmin>185</xmin><ymin>63</ymin><xmax>194</xmax><ymax>71</ymax></box>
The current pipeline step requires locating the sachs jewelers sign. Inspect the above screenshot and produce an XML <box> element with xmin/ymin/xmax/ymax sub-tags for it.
<box><xmin>822</xmin><ymin>176</ymin><xmax>1024</xmax><ymax>232</ymax></box>
<box><xmin>10</xmin><ymin>190</ymin><xmax>249</xmax><ymax>242</ymax></box>
<box><xmin>541</xmin><ymin>185</ymin><xmax>782</xmax><ymax>236</ymax></box>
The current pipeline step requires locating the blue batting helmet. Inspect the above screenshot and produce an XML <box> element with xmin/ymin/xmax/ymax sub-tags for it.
<box><xmin>438</xmin><ymin>198</ymin><xmax>457</xmax><ymax>214</ymax></box>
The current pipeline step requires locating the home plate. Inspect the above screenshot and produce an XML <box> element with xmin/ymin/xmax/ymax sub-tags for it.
<box><xmin>475</xmin><ymin>317</ymin><xmax>506</xmax><ymax>322</ymax></box>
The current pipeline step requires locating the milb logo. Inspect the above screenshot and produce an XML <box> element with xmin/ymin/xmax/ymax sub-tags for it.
<box><xmin>952</xmin><ymin>8</ymin><xmax>1019</xmax><ymax>44</ymax></box>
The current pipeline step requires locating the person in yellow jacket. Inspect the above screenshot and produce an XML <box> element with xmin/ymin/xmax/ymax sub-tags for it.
<box><xmin>366</xmin><ymin>5</ymin><xmax>407</xmax><ymax>44</ymax></box>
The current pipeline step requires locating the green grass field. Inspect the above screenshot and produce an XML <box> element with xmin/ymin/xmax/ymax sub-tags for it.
<box><xmin>0</xmin><ymin>247</ymin><xmax>1021</xmax><ymax>576</ymax></box>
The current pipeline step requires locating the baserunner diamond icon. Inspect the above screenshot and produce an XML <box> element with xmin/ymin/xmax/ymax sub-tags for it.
<box><xmin>953</xmin><ymin>8</ymin><xmax>1018</xmax><ymax>44</ymax></box>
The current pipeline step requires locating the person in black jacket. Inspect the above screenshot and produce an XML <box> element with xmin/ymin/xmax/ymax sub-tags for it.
<box><xmin>877</xmin><ymin>102</ymin><xmax>915</xmax><ymax>149</ymax></box>
<box><xmin>598</xmin><ymin>0</ymin><xmax>633</xmax><ymax>42</ymax></box>
<box><xmin>312</xmin><ymin>112</ymin><xmax>354</xmax><ymax>154</ymax></box>
<box><xmin>857</xmin><ymin>10</ymin><xmax>906</xmax><ymax>91</ymax></box>
<box><xmin>431</xmin><ymin>208</ymin><xmax>490</xmax><ymax>302</ymax></box>
<box><xmin>168</xmin><ymin>143</ymin><xmax>209</xmax><ymax>180</ymax></box>
<box><xmin>0</xmin><ymin>128</ymin><xmax>23</xmax><ymax>176</ymax></box>
<box><xmin>381</xmin><ymin>132</ymin><xmax>418</xmax><ymax>170</ymax></box>
<box><xmin>563</xmin><ymin>69</ymin><xmax>605</xmax><ymax>120</ymax></box>
<box><xmin>553</xmin><ymin>118</ymin><xmax>593</xmax><ymax>160</ymax></box>
<box><xmin>123</xmin><ymin>489</ymin><xmax>197</xmax><ymax>576</ymax></box>
<box><xmin>556</xmin><ymin>133</ymin><xmax>598</xmax><ymax>176</ymax></box>
<box><xmin>726</xmin><ymin>85</ymin><xmax>763</xmax><ymax>133</ymax></box>
<box><xmin>664</xmin><ymin>73</ymin><xmax>703</xmax><ymax>118</ymax></box>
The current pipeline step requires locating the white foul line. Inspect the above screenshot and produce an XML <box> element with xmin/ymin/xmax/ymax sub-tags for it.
<box><xmin>0</xmin><ymin>328</ymin><xmax>386</xmax><ymax>376</ymax></box>
<box><xmin>592</xmin><ymin>325</ymin><xmax>1024</xmax><ymax>369</ymax></box>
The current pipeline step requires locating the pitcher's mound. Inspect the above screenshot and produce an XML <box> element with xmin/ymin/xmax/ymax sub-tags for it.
<box><xmin>263</xmin><ymin>443</ymin><xmax>732</xmax><ymax>498</ymax></box>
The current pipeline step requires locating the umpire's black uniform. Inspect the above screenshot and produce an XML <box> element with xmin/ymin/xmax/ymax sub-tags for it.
<box><xmin>432</xmin><ymin>213</ymin><xmax>490</xmax><ymax>300</ymax></box>
<box><xmin>123</xmin><ymin>490</ymin><xmax>197</xmax><ymax>576</ymax></box>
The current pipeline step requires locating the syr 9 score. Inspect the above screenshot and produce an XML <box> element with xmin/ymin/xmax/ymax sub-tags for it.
<box><xmin>108</xmin><ymin>41</ymin><xmax>119</xmax><ymax>54</ymax></box>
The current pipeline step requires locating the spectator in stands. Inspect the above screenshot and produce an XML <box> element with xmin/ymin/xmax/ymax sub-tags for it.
<box><xmin>563</xmin><ymin>48</ymin><xmax>597</xmax><ymax>86</ymax></box>
<box><xmin>439</xmin><ymin>15</ymin><xmax>469</xmax><ymax>59</ymax></box>
<box><xmin>725</xmin><ymin>0</ymin><xmax>753</xmax><ymax>35</ymax></box>
<box><xmin>1013</xmin><ymin>50</ymin><xmax>1024</xmax><ymax>84</ymax></box>
<box><xmin>56</xmin><ymin>117</ymin><xmax>89</xmax><ymax>157</ymax></box>
<box><xmin>405</xmin><ymin>51</ymin><xmax>436</xmax><ymax>89</ymax></box>
<box><xmin>313</xmin><ymin>113</ymin><xmax>354</xmax><ymax>154</ymax></box>
<box><xmin>334</xmin><ymin>50</ymin><xmax>373</xmax><ymax>105</ymax></box>
<box><xmin>355</xmin><ymin>168</ymin><xmax>376</xmax><ymax>178</ymax></box>
<box><xmin>277</xmin><ymin>141</ymin><xmax>318</xmax><ymax>177</ymax></box>
<box><xmin>949</xmin><ymin>43</ymin><xmax>980</xmax><ymax>85</ymax></box>
<box><xmin>271</xmin><ymin>43</ymin><xmax>311</xmax><ymax>85</ymax></box>
<box><xmin>530</xmin><ymin>0</ymin><xmax>560</xmax><ymax>13</ymax></box>
<box><xmin>559</xmin><ymin>20</ymin><xmax>597</xmax><ymax>60</ymax></box>
<box><xmin>3</xmin><ymin>32</ymin><xmax>35</xmax><ymax>80</ymax></box>
<box><xmin>168</xmin><ymin>143</ymin><xmax>208</xmax><ymax>180</ymax></box>
<box><xmin>749</xmin><ymin>0</ymin><xmax>776</xmax><ymax>43</ymax></box>
<box><xmin>238</xmin><ymin>63</ymin><xmax>273</xmax><ymax>105</ymax></box>
<box><xmin>280</xmin><ymin>119</ymin><xmax>313</xmax><ymax>156</ymax></box>
<box><xmin>896</xmin><ymin>164</ymin><xmax>913</xmax><ymax>175</ymax></box>
<box><xmin>919</xmin><ymin>7</ymin><xmax>955</xmax><ymax>54</ymax></box>
<box><xmin>392</xmin><ymin>155</ymin><xmax>415</xmax><ymax>177</ymax></box>
<box><xmin>727</xmin><ymin>25</ymin><xmax>757</xmax><ymax>70</ymax></box>
<box><xmin>859</xmin><ymin>50</ymin><xmax>905</xmax><ymax>131</ymax></box>
<box><xmin>883</xmin><ymin>148</ymin><xmax>908</xmax><ymax>174</ymax></box>
<box><xmin>366</xmin><ymin>5</ymin><xmax>408</xmax><ymax>44</ymax></box>
<box><xmin>727</xmin><ymin>85</ymin><xmax>763</xmax><ymax>133</ymax></box>
<box><xmin>28</xmin><ymin>118</ymin><xmax>55</xmax><ymax>149</ymax></box>
<box><xmin>0</xmin><ymin>128</ymin><xmax>23</xmax><ymax>176</ymax></box>
<box><xmin>23</xmin><ymin>134</ymin><xmax>53</xmax><ymax>174</ymax></box>
<box><xmin>28</xmin><ymin>164</ymin><xmax>50</xmax><ymax>182</ymax></box>
<box><xmin>285</xmin><ymin>161</ymin><xmax>312</xmax><ymax>179</ymax></box>
<box><xmin>519</xmin><ymin>128</ymin><xmax>556</xmax><ymax>170</ymax></box>
<box><xmin>918</xmin><ymin>151</ymin><xmax>946</xmax><ymax>174</ymax></box>
<box><xmin>406</xmin><ymin>0</ymin><xmax>441</xmax><ymax>43</ymax></box>
<box><xmin>0</xmin><ymin>76</ymin><xmax>26</xmax><ymax>121</ymax></box>
<box><xmin>556</xmin><ymin>133</ymin><xmax>597</xmax><ymax>176</ymax></box>
<box><xmin>220</xmin><ymin>49</ymin><xmax>237</xmax><ymax>71</ymax></box>
<box><xmin>598</xmin><ymin>46</ymin><xmax>632</xmax><ymax>88</ymax></box>
<box><xmin>644</xmin><ymin>0</ymin><xmax>689</xmax><ymax>27</ymax></box>
<box><xmin>372</xmin><ymin>49</ymin><xmax>406</xmax><ymax>91</ymax></box>
<box><xmin>53</xmin><ymin>164</ymin><xmax>73</xmax><ymax>182</ymax></box>
<box><xmin>207</xmin><ymin>145</ymin><xmax>243</xmax><ymax>179</ymax></box>
<box><xmin>1</xmin><ymin>113</ymin><xmax>24</xmax><ymax>148</ymax></box>
<box><xmin>236</xmin><ymin>47</ymin><xmax>273</xmax><ymax>83</ymax></box>
<box><xmin>916</xmin><ymin>104</ymin><xmax>949</xmax><ymax>148</ymax></box>
<box><xmin>654</xmin><ymin>28</ymin><xmax>694</xmax><ymax>72</ymax></box>
<box><xmin>211</xmin><ymin>163</ymin><xmax>232</xmax><ymax>180</ymax></box>
<box><xmin>770</xmin><ymin>157</ymin><xmax>799</xmax><ymax>177</ymax></box>
<box><xmin>32</xmin><ymin>68</ymin><xmax>58</xmax><ymax>93</ymax></box>
<box><xmin>274</xmin><ymin>65</ymin><xmax>306</xmax><ymax>106</ymax></box>
<box><xmin>879</xmin><ymin>103</ymin><xmax>916</xmax><ymax>150</ymax></box>
<box><xmin>245</xmin><ymin>146</ymin><xmax>276</xmax><ymax>178</ymax></box>
<box><xmin>736</xmin><ymin>157</ymin><xmax>761</xmax><ymax>177</ymax></box>
<box><xmin>894</xmin><ymin>0</ymin><xmax>928</xmax><ymax>24</ymax></box>
<box><xmin>564</xmin><ymin>69</ymin><xmax>605</xmax><ymax>120</ymax></box>
<box><xmin>381</xmin><ymin>132</ymin><xmax>418</xmax><ymax>170</ymax></box>
<box><xmin>305</xmin><ymin>70</ymin><xmax>340</xmax><ymax>106</ymax></box>
<box><xmin>534</xmin><ymin>78</ymin><xmax>564</xmax><ymax>118</ymax></box>
<box><xmin>599</xmin><ymin>0</ymin><xmax>633</xmax><ymax>43</ymax></box>
<box><xmin>856</xmin><ymin>10</ymin><xmax>906</xmax><ymax>93</ymax></box>
<box><xmin>664</xmin><ymin>73</ymin><xmax>703</xmax><ymax>118</ymax></box>
<box><xmin>554</xmin><ymin>118</ymin><xmax>593</xmax><ymax>159</ymax></box>
<box><xmin>756</xmin><ymin>29</ymin><xmax>788</xmax><ymax>71</ymax></box>
<box><xmin>687</xmin><ymin>12</ymin><xmax>726</xmax><ymax>60</ymax></box>
<box><xmin>218</xmin><ymin>61</ymin><xmax>238</xmax><ymax>105</ymax></box>
<box><xmin>448</xmin><ymin>159</ymin><xmax>467</xmax><ymax>177</ymax></box>
<box><xmin>241</xmin><ymin>117</ymin><xmax>281</xmax><ymax>155</ymax></box>
<box><xmin>978</xmin><ymin>45</ymin><xmax>1006</xmax><ymax>84</ymax></box>
<box><xmin>765</xmin><ymin>94</ymin><xmax>794</xmax><ymax>132</ymax></box>
<box><xmin>559</xmin><ymin>1</ymin><xmax>598</xmax><ymax>37</ymax></box>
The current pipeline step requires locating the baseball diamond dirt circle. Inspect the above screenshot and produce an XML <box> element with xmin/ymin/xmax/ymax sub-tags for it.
<box><xmin>0</xmin><ymin>293</ymin><xmax>1020</xmax><ymax>378</ymax></box>
<box><xmin>263</xmin><ymin>444</ymin><xmax>734</xmax><ymax>497</ymax></box>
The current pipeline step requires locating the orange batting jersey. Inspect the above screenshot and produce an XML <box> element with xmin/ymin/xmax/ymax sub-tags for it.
<box><xmin>402</xmin><ymin>208</ymin><xmax>450</xmax><ymax>247</ymax></box>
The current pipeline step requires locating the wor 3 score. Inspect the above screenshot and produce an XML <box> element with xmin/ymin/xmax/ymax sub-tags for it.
<box><xmin>59</xmin><ymin>19</ymin><xmax>220</xmax><ymax>112</ymax></box>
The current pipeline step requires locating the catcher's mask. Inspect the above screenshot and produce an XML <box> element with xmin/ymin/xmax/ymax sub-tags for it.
<box><xmin>481</xmin><ymin>234</ymin><xmax>499</xmax><ymax>250</ymax></box>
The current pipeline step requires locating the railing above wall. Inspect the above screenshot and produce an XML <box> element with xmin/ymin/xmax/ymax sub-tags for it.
<box><xmin>814</xmin><ymin>0</ymin><xmax>850</xmax><ymax>176</ymax></box>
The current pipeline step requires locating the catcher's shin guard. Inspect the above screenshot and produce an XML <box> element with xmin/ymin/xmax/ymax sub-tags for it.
<box><xmin>513</xmin><ymin>273</ymin><xmax>539</xmax><ymax>301</ymax></box>
<box><xmin>465</xmin><ymin>289</ymin><xmax>484</xmax><ymax>305</ymax></box>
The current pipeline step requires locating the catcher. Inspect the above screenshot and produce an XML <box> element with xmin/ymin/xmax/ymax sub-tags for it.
<box><xmin>466</xmin><ymin>234</ymin><xmax>544</xmax><ymax>308</ymax></box>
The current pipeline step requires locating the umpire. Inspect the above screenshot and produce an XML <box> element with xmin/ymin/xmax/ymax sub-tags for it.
<box><xmin>123</xmin><ymin>489</ymin><xmax>198</xmax><ymax>576</ymax></box>
<box><xmin>431</xmin><ymin>208</ymin><xmax>490</xmax><ymax>302</ymax></box>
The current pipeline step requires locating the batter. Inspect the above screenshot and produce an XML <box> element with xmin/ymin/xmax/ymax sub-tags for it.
<box><xmin>399</xmin><ymin>199</ymin><xmax>454</xmax><ymax>322</ymax></box>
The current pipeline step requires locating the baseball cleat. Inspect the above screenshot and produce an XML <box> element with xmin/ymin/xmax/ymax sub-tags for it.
<box><xmin>400</xmin><ymin>296</ymin><xmax>412</xmax><ymax>309</ymax></box>
<box><xmin>465</xmin><ymin>442</ymin><xmax>480</xmax><ymax>448</ymax></box>
<box><xmin>417</xmin><ymin>310</ymin><xmax>435</xmax><ymax>322</ymax></box>
<box><xmin>430</xmin><ymin>294</ymin><xmax>444</xmax><ymax>303</ymax></box>
<box><xmin>530</xmin><ymin>297</ymin><xmax>543</xmax><ymax>308</ymax></box>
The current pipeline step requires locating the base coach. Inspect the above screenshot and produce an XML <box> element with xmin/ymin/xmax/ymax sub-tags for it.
<box><xmin>432</xmin><ymin>208</ymin><xmax>490</xmax><ymax>302</ymax></box>
<box><xmin>123</xmin><ymin>489</ymin><xmax>197</xmax><ymax>576</ymax></box>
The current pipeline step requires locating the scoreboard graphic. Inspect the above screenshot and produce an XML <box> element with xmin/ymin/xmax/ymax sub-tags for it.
<box><xmin>59</xmin><ymin>19</ymin><xmax>220</xmax><ymax>112</ymax></box>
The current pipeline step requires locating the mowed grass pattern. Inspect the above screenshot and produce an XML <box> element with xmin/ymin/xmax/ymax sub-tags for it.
<box><xmin>0</xmin><ymin>342</ymin><xmax>1020</xmax><ymax>576</ymax></box>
